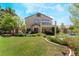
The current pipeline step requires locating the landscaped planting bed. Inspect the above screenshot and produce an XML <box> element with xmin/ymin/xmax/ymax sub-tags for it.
<box><xmin>46</xmin><ymin>35</ymin><xmax>79</xmax><ymax>56</ymax></box>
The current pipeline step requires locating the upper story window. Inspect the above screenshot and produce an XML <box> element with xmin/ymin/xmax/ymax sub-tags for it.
<box><xmin>42</xmin><ymin>19</ymin><xmax>51</xmax><ymax>25</ymax></box>
<box><xmin>42</xmin><ymin>22</ymin><xmax>51</xmax><ymax>25</ymax></box>
<box><xmin>33</xmin><ymin>19</ymin><xmax>40</xmax><ymax>25</ymax></box>
<box><xmin>42</xmin><ymin>19</ymin><xmax>50</xmax><ymax>22</ymax></box>
<box><xmin>33</xmin><ymin>19</ymin><xmax>51</xmax><ymax>25</ymax></box>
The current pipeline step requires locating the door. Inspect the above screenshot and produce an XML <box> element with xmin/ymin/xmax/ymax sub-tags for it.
<box><xmin>34</xmin><ymin>28</ymin><xmax>39</xmax><ymax>33</ymax></box>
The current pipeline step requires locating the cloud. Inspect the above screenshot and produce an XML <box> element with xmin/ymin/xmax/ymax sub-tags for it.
<box><xmin>54</xmin><ymin>4</ymin><xmax>64</xmax><ymax>12</ymax></box>
<box><xmin>49</xmin><ymin>16</ymin><xmax>54</xmax><ymax>19</ymax></box>
<box><xmin>23</xmin><ymin>4</ymin><xmax>37</xmax><ymax>13</ymax></box>
<box><xmin>57</xmin><ymin>16</ymin><xmax>68</xmax><ymax>25</ymax></box>
<box><xmin>43</xmin><ymin>4</ymin><xmax>65</xmax><ymax>12</ymax></box>
<box><xmin>22</xmin><ymin>4</ymin><xmax>45</xmax><ymax>13</ymax></box>
<box><xmin>56</xmin><ymin>16</ymin><xmax>73</xmax><ymax>25</ymax></box>
<box><xmin>22</xmin><ymin>4</ymin><xmax>64</xmax><ymax>14</ymax></box>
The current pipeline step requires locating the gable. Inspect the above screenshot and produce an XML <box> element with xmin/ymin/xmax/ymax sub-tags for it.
<box><xmin>25</xmin><ymin>13</ymin><xmax>53</xmax><ymax>20</ymax></box>
<box><xmin>25</xmin><ymin>13</ymin><xmax>53</xmax><ymax>28</ymax></box>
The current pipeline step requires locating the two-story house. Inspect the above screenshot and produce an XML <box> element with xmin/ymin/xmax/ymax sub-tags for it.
<box><xmin>25</xmin><ymin>13</ymin><xmax>57</xmax><ymax>34</ymax></box>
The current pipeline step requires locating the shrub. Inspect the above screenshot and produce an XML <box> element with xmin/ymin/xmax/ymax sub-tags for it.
<box><xmin>1</xmin><ymin>34</ymin><xmax>12</xmax><ymax>37</ymax></box>
<box><xmin>36</xmin><ymin>33</ymin><xmax>46</xmax><ymax>37</ymax></box>
<box><xmin>74</xmin><ymin>48</ymin><xmax>79</xmax><ymax>56</ymax></box>
<box><xmin>26</xmin><ymin>34</ymin><xmax>37</xmax><ymax>37</ymax></box>
<box><xmin>15</xmin><ymin>32</ymin><xmax>26</xmax><ymax>36</ymax></box>
<box><xmin>29</xmin><ymin>34</ymin><xmax>37</xmax><ymax>37</ymax></box>
<box><xmin>36</xmin><ymin>33</ymin><xmax>42</xmax><ymax>36</ymax></box>
<box><xmin>46</xmin><ymin>36</ymin><xmax>68</xmax><ymax>46</ymax></box>
<box><xmin>63</xmin><ymin>36</ymin><xmax>79</xmax><ymax>56</ymax></box>
<box><xmin>47</xmin><ymin>35</ymin><xmax>79</xmax><ymax>56</ymax></box>
<box><xmin>26</xmin><ymin>33</ymin><xmax>46</xmax><ymax>37</ymax></box>
<box><xmin>63</xmin><ymin>36</ymin><xmax>79</xmax><ymax>48</ymax></box>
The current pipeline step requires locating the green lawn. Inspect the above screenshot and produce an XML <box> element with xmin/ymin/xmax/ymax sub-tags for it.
<box><xmin>0</xmin><ymin>36</ymin><xmax>68</xmax><ymax>56</ymax></box>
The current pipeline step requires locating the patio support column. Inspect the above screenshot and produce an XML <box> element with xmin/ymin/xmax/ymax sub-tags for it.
<box><xmin>40</xmin><ymin>21</ymin><xmax>42</xmax><ymax>33</ymax></box>
<box><xmin>54</xmin><ymin>21</ymin><xmax>57</xmax><ymax>36</ymax></box>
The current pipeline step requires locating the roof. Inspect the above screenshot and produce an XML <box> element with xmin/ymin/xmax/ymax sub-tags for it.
<box><xmin>25</xmin><ymin>13</ymin><xmax>53</xmax><ymax>20</ymax></box>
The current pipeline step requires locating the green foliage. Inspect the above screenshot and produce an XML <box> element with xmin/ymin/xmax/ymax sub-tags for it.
<box><xmin>60</xmin><ymin>23</ymin><xmax>65</xmax><ymax>29</ymax></box>
<box><xmin>0</xmin><ymin>7</ymin><xmax>17</xmax><ymax>32</ymax></box>
<box><xmin>60</xmin><ymin>23</ymin><xmax>68</xmax><ymax>33</ymax></box>
<box><xmin>36</xmin><ymin>33</ymin><xmax>46</xmax><ymax>37</ymax></box>
<box><xmin>26</xmin><ymin>34</ymin><xmax>37</xmax><ymax>37</ymax></box>
<box><xmin>47</xmin><ymin>35</ymin><xmax>79</xmax><ymax>55</ymax></box>
<box><xmin>69</xmin><ymin>4</ymin><xmax>79</xmax><ymax>33</ymax></box>
<box><xmin>1</xmin><ymin>34</ymin><xmax>12</xmax><ymax>37</ymax></box>
<box><xmin>25</xmin><ymin>33</ymin><xmax>46</xmax><ymax>37</ymax></box>
<box><xmin>15</xmin><ymin>32</ymin><xmax>26</xmax><ymax>36</ymax></box>
<box><xmin>19</xmin><ymin>20</ymin><xmax>26</xmax><ymax>33</ymax></box>
<box><xmin>0</xmin><ymin>13</ymin><xmax>17</xmax><ymax>31</ymax></box>
<box><xmin>74</xmin><ymin>48</ymin><xmax>79</xmax><ymax>56</ymax></box>
<box><xmin>46</xmin><ymin>36</ymin><xmax>68</xmax><ymax>46</ymax></box>
<box><xmin>69</xmin><ymin>25</ymin><xmax>75</xmax><ymax>30</ymax></box>
<box><xmin>0</xmin><ymin>6</ymin><xmax>26</xmax><ymax>35</ymax></box>
<box><xmin>63</xmin><ymin>36</ymin><xmax>79</xmax><ymax>55</ymax></box>
<box><xmin>69</xmin><ymin>4</ymin><xmax>79</xmax><ymax>18</ymax></box>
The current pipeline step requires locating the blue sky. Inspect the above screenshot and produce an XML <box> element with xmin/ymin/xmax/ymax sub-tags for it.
<box><xmin>0</xmin><ymin>3</ymin><xmax>73</xmax><ymax>25</ymax></box>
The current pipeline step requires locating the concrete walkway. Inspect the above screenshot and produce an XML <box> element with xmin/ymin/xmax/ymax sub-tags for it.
<box><xmin>44</xmin><ymin>38</ymin><xmax>75</xmax><ymax>56</ymax></box>
<box><xmin>69</xmin><ymin>48</ymin><xmax>75</xmax><ymax>56</ymax></box>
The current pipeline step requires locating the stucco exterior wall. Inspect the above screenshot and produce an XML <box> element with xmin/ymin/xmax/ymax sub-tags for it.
<box><xmin>25</xmin><ymin>13</ymin><xmax>54</xmax><ymax>33</ymax></box>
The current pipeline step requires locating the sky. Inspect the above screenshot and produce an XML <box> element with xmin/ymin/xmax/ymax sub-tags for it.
<box><xmin>0</xmin><ymin>3</ymin><xmax>73</xmax><ymax>25</ymax></box>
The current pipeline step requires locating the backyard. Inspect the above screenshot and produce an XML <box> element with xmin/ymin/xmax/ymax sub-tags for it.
<box><xmin>0</xmin><ymin>3</ymin><xmax>79</xmax><ymax>56</ymax></box>
<box><xmin>0</xmin><ymin>36</ymin><xmax>69</xmax><ymax>56</ymax></box>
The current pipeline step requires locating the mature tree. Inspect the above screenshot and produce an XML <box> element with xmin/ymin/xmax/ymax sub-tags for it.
<box><xmin>5</xmin><ymin>7</ymin><xmax>15</xmax><ymax>15</ymax></box>
<box><xmin>0</xmin><ymin>7</ymin><xmax>26</xmax><ymax>35</ymax></box>
<box><xmin>69</xmin><ymin>4</ymin><xmax>79</xmax><ymax>33</ymax></box>
<box><xmin>21</xmin><ymin>21</ymin><xmax>26</xmax><ymax>33</ymax></box>
<box><xmin>60</xmin><ymin>23</ymin><xmax>65</xmax><ymax>29</ymax></box>
<box><xmin>0</xmin><ymin>13</ymin><xmax>17</xmax><ymax>33</ymax></box>
<box><xmin>16</xmin><ymin>19</ymin><xmax>26</xmax><ymax>33</ymax></box>
<box><xmin>60</xmin><ymin>23</ymin><xmax>67</xmax><ymax>33</ymax></box>
<box><xmin>0</xmin><ymin>7</ymin><xmax>21</xmax><ymax>34</ymax></box>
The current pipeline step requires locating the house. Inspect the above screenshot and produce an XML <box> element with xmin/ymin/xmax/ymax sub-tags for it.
<box><xmin>25</xmin><ymin>13</ymin><xmax>58</xmax><ymax>34</ymax></box>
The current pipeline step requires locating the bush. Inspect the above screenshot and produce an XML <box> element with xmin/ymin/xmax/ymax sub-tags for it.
<box><xmin>47</xmin><ymin>35</ymin><xmax>79</xmax><ymax>56</ymax></box>
<box><xmin>63</xmin><ymin>36</ymin><xmax>79</xmax><ymax>48</ymax></box>
<box><xmin>26</xmin><ymin>33</ymin><xmax>46</xmax><ymax>37</ymax></box>
<box><xmin>63</xmin><ymin>36</ymin><xmax>79</xmax><ymax>56</ymax></box>
<box><xmin>74</xmin><ymin>48</ymin><xmax>79</xmax><ymax>56</ymax></box>
<box><xmin>36</xmin><ymin>33</ymin><xmax>46</xmax><ymax>37</ymax></box>
<box><xmin>15</xmin><ymin>32</ymin><xmax>26</xmax><ymax>36</ymax></box>
<box><xmin>46</xmin><ymin>36</ymin><xmax>68</xmax><ymax>46</ymax></box>
<box><xmin>37</xmin><ymin>33</ymin><xmax>42</xmax><ymax>36</ymax></box>
<box><xmin>1</xmin><ymin>34</ymin><xmax>12</xmax><ymax>37</ymax></box>
<box><xmin>26</xmin><ymin>34</ymin><xmax>37</xmax><ymax>37</ymax></box>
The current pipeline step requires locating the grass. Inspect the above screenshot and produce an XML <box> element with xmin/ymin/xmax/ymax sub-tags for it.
<box><xmin>0</xmin><ymin>36</ymin><xmax>68</xmax><ymax>56</ymax></box>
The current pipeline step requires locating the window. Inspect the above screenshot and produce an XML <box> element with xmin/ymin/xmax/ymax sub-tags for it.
<box><xmin>33</xmin><ymin>19</ymin><xmax>40</xmax><ymax>25</ymax></box>
<box><xmin>42</xmin><ymin>22</ymin><xmax>51</xmax><ymax>25</ymax></box>
<box><xmin>33</xmin><ymin>19</ymin><xmax>51</xmax><ymax>25</ymax></box>
<box><xmin>42</xmin><ymin>19</ymin><xmax>51</xmax><ymax>25</ymax></box>
<box><xmin>42</xmin><ymin>19</ymin><xmax>50</xmax><ymax>22</ymax></box>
